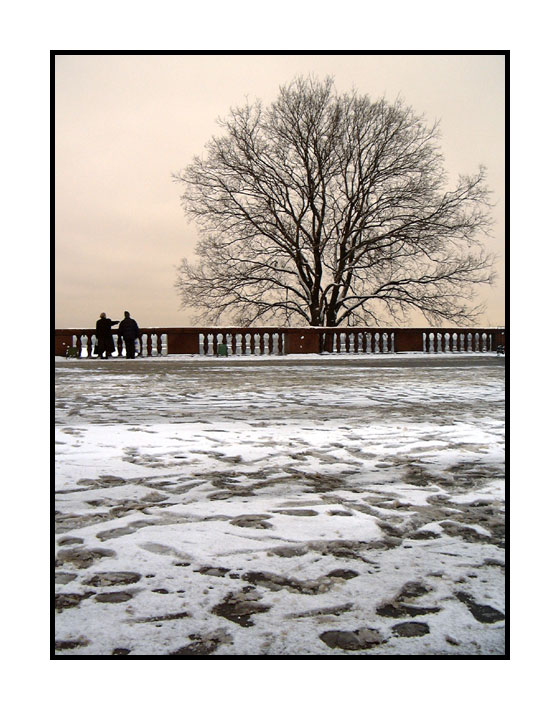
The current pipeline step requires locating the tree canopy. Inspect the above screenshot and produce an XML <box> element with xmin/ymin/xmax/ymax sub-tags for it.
<box><xmin>174</xmin><ymin>76</ymin><xmax>495</xmax><ymax>327</ymax></box>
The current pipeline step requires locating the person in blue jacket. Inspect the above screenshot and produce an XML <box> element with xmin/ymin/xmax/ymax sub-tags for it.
<box><xmin>118</xmin><ymin>311</ymin><xmax>140</xmax><ymax>359</ymax></box>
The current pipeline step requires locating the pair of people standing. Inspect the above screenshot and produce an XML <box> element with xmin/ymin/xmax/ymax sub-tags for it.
<box><xmin>95</xmin><ymin>311</ymin><xmax>140</xmax><ymax>359</ymax></box>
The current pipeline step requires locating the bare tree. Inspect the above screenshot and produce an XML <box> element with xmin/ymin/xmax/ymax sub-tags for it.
<box><xmin>174</xmin><ymin>76</ymin><xmax>495</xmax><ymax>327</ymax></box>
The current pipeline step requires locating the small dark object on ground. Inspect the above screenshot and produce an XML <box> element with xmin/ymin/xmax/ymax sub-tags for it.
<box><xmin>392</xmin><ymin>621</ymin><xmax>430</xmax><ymax>637</ymax></box>
<box><xmin>496</xmin><ymin>345</ymin><xmax>505</xmax><ymax>356</ymax></box>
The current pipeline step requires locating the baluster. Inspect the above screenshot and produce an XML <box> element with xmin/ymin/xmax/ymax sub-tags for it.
<box><xmin>86</xmin><ymin>334</ymin><xmax>92</xmax><ymax>358</ymax></box>
<box><xmin>146</xmin><ymin>333</ymin><xmax>152</xmax><ymax>357</ymax></box>
<box><xmin>278</xmin><ymin>332</ymin><xmax>283</xmax><ymax>355</ymax></box>
<box><xmin>203</xmin><ymin>333</ymin><xmax>209</xmax><ymax>355</ymax></box>
<box><xmin>231</xmin><ymin>333</ymin><xmax>237</xmax><ymax>356</ymax></box>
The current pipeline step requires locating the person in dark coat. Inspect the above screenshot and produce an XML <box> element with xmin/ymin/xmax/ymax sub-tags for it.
<box><xmin>95</xmin><ymin>313</ymin><xmax>118</xmax><ymax>358</ymax></box>
<box><xmin>118</xmin><ymin>311</ymin><xmax>140</xmax><ymax>359</ymax></box>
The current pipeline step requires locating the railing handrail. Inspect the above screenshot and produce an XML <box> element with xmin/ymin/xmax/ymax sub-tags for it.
<box><xmin>54</xmin><ymin>325</ymin><xmax>506</xmax><ymax>358</ymax></box>
<box><xmin>54</xmin><ymin>326</ymin><xmax>505</xmax><ymax>333</ymax></box>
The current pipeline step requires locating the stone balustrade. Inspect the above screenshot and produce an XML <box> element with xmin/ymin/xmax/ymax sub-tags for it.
<box><xmin>54</xmin><ymin>327</ymin><xmax>506</xmax><ymax>358</ymax></box>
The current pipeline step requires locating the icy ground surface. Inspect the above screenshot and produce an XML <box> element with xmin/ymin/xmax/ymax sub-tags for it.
<box><xmin>54</xmin><ymin>354</ymin><xmax>506</xmax><ymax>656</ymax></box>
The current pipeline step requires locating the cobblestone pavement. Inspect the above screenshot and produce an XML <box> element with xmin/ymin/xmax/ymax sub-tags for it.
<box><xmin>54</xmin><ymin>355</ymin><xmax>506</xmax><ymax>656</ymax></box>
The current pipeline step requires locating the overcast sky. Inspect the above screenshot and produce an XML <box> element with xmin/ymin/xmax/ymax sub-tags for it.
<box><xmin>54</xmin><ymin>53</ymin><xmax>505</xmax><ymax>328</ymax></box>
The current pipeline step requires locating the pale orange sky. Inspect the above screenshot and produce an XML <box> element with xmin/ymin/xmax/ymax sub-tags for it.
<box><xmin>55</xmin><ymin>53</ymin><xmax>505</xmax><ymax>328</ymax></box>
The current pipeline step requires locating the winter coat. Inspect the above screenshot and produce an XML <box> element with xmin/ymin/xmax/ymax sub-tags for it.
<box><xmin>95</xmin><ymin>317</ymin><xmax>118</xmax><ymax>353</ymax></box>
<box><xmin>118</xmin><ymin>316</ymin><xmax>140</xmax><ymax>341</ymax></box>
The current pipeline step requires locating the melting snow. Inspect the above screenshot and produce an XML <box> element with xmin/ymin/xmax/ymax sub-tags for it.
<box><xmin>55</xmin><ymin>354</ymin><xmax>505</xmax><ymax>656</ymax></box>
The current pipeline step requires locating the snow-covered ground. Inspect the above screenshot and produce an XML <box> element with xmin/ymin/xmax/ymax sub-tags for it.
<box><xmin>54</xmin><ymin>353</ymin><xmax>506</xmax><ymax>656</ymax></box>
